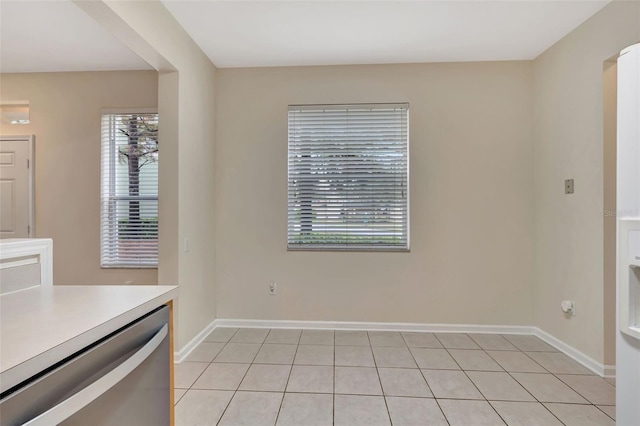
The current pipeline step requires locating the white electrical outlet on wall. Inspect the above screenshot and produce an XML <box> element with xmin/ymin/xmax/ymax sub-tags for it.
<box><xmin>269</xmin><ymin>282</ymin><xmax>277</xmax><ymax>295</ymax></box>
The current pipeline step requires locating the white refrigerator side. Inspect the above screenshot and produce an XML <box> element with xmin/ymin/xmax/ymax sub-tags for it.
<box><xmin>617</xmin><ymin>43</ymin><xmax>640</xmax><ymax>426</ymax></box>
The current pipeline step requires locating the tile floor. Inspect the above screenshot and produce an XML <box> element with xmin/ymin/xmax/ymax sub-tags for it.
<box><xmin>174</xmin><ymin>328</ymin><xmax>616</xmax><ymax>426</ymax></box>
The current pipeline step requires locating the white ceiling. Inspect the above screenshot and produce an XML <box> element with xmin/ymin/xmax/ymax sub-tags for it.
<box><xmin>163</xmin><ymin>0</ymin><xmax>610</xmax><ymax>68</ymax></box>
<box><xmin>0</xmin><ymin>1</ymin><xmax>151</xmax><ymax>73</ymax></box>
<box><xmin>0</xmin><ymin>0</ymin><xmax>611</xmax><ymax>73</ymax></box>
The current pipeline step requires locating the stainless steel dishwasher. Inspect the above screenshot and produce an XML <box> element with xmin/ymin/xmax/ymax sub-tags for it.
<box><xmin>0</xmin><ymin>305</ymin><xmax>170</xmax><ymax>426</ymax></box>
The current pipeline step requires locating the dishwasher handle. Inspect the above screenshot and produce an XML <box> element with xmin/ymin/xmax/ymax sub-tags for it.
<box><xmin>23</xmin><ymin>324</ymin><xmax>168</xmax><ymax>426</ymax></box>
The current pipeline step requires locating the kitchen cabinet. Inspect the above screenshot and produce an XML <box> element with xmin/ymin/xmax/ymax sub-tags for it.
<box><xmin>0</xmin><ymin>285</ymin><xmax>179</xmax><ymax>425</ymax></box>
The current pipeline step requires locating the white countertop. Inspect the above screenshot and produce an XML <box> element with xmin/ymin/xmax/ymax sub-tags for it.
<box><xmin>0</xmin><ymin>285</ymin><xmax>178</xmax><ymax>394</ymax></box>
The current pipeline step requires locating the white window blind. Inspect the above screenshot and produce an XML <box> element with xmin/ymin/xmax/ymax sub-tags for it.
<box><xmin>288</xmin><ymin>103</ymin><xmax>409</xmax><ymax>251</ymax></box>
<box><xmin>101</xmin><ymin>113</ymin><xmax>158</xmax><ymax>267</ymax></box>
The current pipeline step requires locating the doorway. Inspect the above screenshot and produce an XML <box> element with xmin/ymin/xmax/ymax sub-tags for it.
<box><xmin>0</xmin><ymin>135</ymin><xmax>35</xmax><ymax>238</ymax></box>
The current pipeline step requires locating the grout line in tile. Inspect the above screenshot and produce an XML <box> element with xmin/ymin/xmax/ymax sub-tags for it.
<box><xmin>273</xmin><ymin>334</ymin><xmax>301</xmax><ymax>425</ymax></box>
<box><xmin>435</xmin><ymin>334</ymin><xmax>509</xmax><ymax>424</ymax></box>
<box><xmin>504</xmin><ymin>368</ymin><xmax>580</xmax><ymax>425</ymax></box>
<box><xmin>541</xmin><ymin>401</ymin><xmax>608</xmax><ymax>426</ymax></box>
<box><xmin>175</xmin><ymin>336</ymin><xmax>238</xmax><ymax>423</ymax></box>
<box><xmin>368</xmin><ymin>330</ymin><xmax>393</xmax><ymax>425</ymax></box>
<box><xmin>404</xmin><ymin>333</ymin><xmax>450</xmax><ymax>426</ymax></box>
<box><xmin>174</xmin><ymin>390</ymin><xmax>187</xmax><ymax>406</ymax></box>
<box><xmin>551</xmin><ymin>371</ymin><xmax>599</xmax><ymax>377</ymax></box>
<box><xmin>214</xmin><ymin>328</ymin><xmax>269</xmax><ymax>426</ymax></box>
<box><xmin>595</xmin><ymin>405</ymin><xmax>616</xmax><ymax>421</ymax></box>
<box><xmin>183</xmin><ymin>328</ymin><xmax>614</xmax><ymax>426</ymax></box>
<box><xmin>481</xmin><ymin>350</ymin><xmax>542</xmax><ymax>405</ymax></box>
<box><xmin>551</xmin><ymin>372</ymin><xmax>613</xmax><ymax>406</ymax></box>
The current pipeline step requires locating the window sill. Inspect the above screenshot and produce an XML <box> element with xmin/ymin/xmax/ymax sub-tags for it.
<box><xmin>287</xmin><ymin>246</ymin><xmax>410</xmax><ymax>253</ymax></box>
<box><xmin>101</xmin><ymin>265</ymin><xmax>158</xmax><ymax>269</ymax></box>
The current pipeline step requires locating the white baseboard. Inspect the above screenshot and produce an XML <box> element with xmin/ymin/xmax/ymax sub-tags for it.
<box><xmin>174</xmin><ymin>319</ymin><xmax>219</xmax><ymax>363</ymax></box>
<box><xmin>175</xmin><ymin>318</ymin><xmax>614</xmax><ymax>378</ymax></box>
<box><xmin>213</xmin><ymin>318</ymin><xmax>535</xmax><ymax>335</ymax></box>
<box><xmin>603</xmin><ymin>365</ymin><xmax>616</xmax><ymax>378</ymax></box>
<box><xmin>533</xmin><ymin>328</ymin><xmax>609</xmax><ymax>377</ymax></box>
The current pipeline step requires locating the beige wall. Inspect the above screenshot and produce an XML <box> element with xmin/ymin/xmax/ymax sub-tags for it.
<box><xmin>79</xmin><ymin>0</ymin><xmax>219</xmax><ymax>349</ymax></box>
<box><xmin>0</xmin><ymin>71</ymin><xmax>158</xmax><ymax>286</ymax></box>
<box><xmin>215</xmin><ymin>62</ymin><xmax>535</xmax><ymax>324</ymax></box>
<box><xmin>532</xmin><ymin>0</ymin><xmax>640</xmax><ymax>364</ymax></box>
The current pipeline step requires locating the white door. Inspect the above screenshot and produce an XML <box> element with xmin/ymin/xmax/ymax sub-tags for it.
<box><xmin>0</xmin><ymin>136</ymin><xmax>34</xmax><ymax>238</ymax></box>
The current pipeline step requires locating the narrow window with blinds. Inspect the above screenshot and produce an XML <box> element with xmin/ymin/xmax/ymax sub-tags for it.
<box><xmin>288</xmin><ymin>103</ymin><xmax>409</xmax><ymax>251</ymax></box>
<box><xmin>101</xmin><ymin>112</ymin><xmax>158</xmax><ymax>267</ymax></box>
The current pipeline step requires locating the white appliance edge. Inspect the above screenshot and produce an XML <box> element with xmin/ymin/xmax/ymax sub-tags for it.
<box><xmin>616</xmin><ymin>42</ymin><xmax>640</xmax><ymax>426</ymax></box>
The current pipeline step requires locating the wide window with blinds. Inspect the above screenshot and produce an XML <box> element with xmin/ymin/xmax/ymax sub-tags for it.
<box><xmin>101</xmin><ymin>112</ymin><xmax>158</xmax><ymax>267</ymax></box>
<box><xmin>288</xmin><ymin>103</ymin><xmax>409</xmax><ymax>251</ymax></box>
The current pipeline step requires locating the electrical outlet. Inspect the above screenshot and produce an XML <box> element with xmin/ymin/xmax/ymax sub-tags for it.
<box><xmin>561</xmin><ymin>300</ymin><xmax>576</xmax><ymax>316</ymax></box>
<box><xmin>565</xmin><ymin>179</ymin><xmax>574</xmax><ymax>194</ymax></box>
<box><xmin>269</xmin><ymin>282</ymin><xmax>277</xmax><ymax>295</ymax></box>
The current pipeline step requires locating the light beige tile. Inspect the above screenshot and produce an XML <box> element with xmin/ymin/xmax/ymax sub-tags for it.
<box><xmin>214</xmin><ymin>343</ymin><xmax>261</xmax><ymax>363</ymax></box>
<box><xmin>372</xmin><ymin>346</ymin><xmax>417</xmax><ymax>368</ymax></box>
<box><xmin>230</xmin><ymin>328</ymin><xmax>270</xmax><ymax>343</ymax></box>
<box><xmin>335</xmin><ymin>330</ymin><xmax>370</xmax><ymax>346</ymax></box>
<box><xmin>300</xmin><ymin>329</ymin><xmax>334</xmax><ymax>345</ymax></box>
<box><xmin>334</xmin><ymin>395</ymin><xmax>391</xmax><ymax>426</ymax></box>
<box><xmin>204</xmin><ymin>327</ymin><xmax>238</xmax><ymax>343</ymax></box>
<box><xmin>469</xmin><ymin>334</ymin><xmax>518</xmax><ymax>351</ymax></box>
<box><xmin>218</xmin><ymin>391</ymin><xmax>283</xmax><ymax>426</ymax></box>
<box><xmin>386</xmin><ymin>397</ymin><xmax>447</xmax><ymax>426</ymax></box>
<box><xmin>335</xmin><ymin>345</ymin><xmax>375</xmax><ymax>367</ymax></box>
<box><xmin>276</xmin><ymin>393</ymin><xmax>333</xmax><ymax>426</ymax></box>
<box><xmin>378</xmin><ymin>367</ymin><xmax>432</xmax><ymax>397</ymax></box>
<box><xmin>422</xmin><ymin>369</ymin><xmax>484</xmax><ymax>399</ymax></box>
<box><xmin>239</xmin><ymin>364</ymin><xmax>291</xmax><ymax>392</ymax></box>
<box><xmin>438</xmin><ymin>399</ymin><xmax>505</xmax><ymax>426</ymax></box>
<box><xmin>487</xmin><ymin>350</ymin><xmax>547</xmax><ymax>373</ymax></box>
<box><xmin>410</xmin><ymin>348</ymin><xmax>460</xmax><ymax>370</ymax></box>
<box><xmin>334</xmin><ymin>366</ymin><xmax>383</xmax><ymax>395</ymax></box>
<box><xmin>544</xmin><ymin>403</ymin><xmax>616</xmax><ymax>426</ymax></box>
<box><xmin>175</xmin><ymin>362</ymin><xmax>208</xmax><ymax>388</ymax></box>
<box><xmin>175</xmin><ymin>389</ymin><xmax>233</xmax><ymax>426</ymax></box>
<box><xmin>265</xmin><ymin>328</ymin><xmax>302</xmax><ymax>344</ymax></box>
<box><xmin>294</xmin><ymin>344</ymin><xmax>334</xmax><ymax>365</ymax></box>
<box><xmin>192</xmin><ymin>363</ymin><xmax>250</xmax><ymax>390</ymax></box>
<box><xmin>502</xmin><ymin>335</ymin><xmax>557</xmax><ymax>352</ymax></box>
<box><xmin>597</xmin><ymin>405</ymin><xmax>615</xmax><ymax>421</ymax></box>
<box><xmin>449</xmin><ymin>349</ymin><xmax>503</xmax><ymax>371</ymax></box>
<box><xmin>401</xmin><ymin>332</ymin><xmax>443</xmax><ymax>348</ymax></box>
<box><xmin>174</xmin><ymin>388</ymin><xmax>187</xmax><ymax>405</ymax></box>
<box><xmin>435</xmin><ymin>333</ymin><xmax>480</xmax><ymax>349</ymax></box>
<box><xmin>254</xmin><ymin>344</ymin><xmax>297</xmax><ymax>364</ymax></box>
<box><xmin>525</xmin><ymin>352</ymin><xmax>593</xmax><ymax>375</ymax></box>
<box><xmin>490</xmin><ymin>401</ymin><xmax>563</xmax><ymax>426</ymax></box>
<box><xmin>368</xmin><ymin>331</ymin><xmax>406</xmax><ymax>347</ymax></box>
<box><xmin>511</xmin><ymin>373</ymin><xmax>588</xmax><ymax>403</ymax></box>
<box><xmin>286</xmin><ymin>365</ymin><xmax>333</xmax><ymax>393</ymax></box>
<box><xmin>184</xmin><ymin>342</ymin><xmax>225</xmax><ymax>362</ymax></box>
<box><xmin>557</xmin><ymin>374</ymin><xmax>616</xmax><ymax>405</ymax></box>
<box><xmin>467</xmin><ymin>371</ymin><xmax>535</xmax><ymax>401</ymax></box>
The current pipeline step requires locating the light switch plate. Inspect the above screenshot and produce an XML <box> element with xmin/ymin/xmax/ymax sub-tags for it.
<box><xmin>565</xmin><ymin>179</ymin><xmax>574</xmax><ymax>194</ymax></box>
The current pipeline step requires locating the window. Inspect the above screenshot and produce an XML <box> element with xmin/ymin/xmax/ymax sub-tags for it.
<box><xmin>288</xmin><ymin>103</ymin><xmax>409</xmax><ymax>251</ymax></box>
<box><xmin>101</xmin><ymin>112</ymin><xmax>158</xmax><ymax>267</ymax></box>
